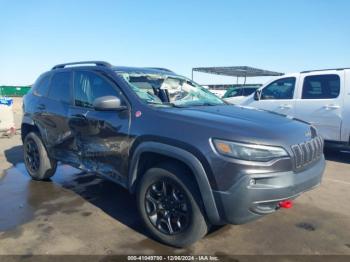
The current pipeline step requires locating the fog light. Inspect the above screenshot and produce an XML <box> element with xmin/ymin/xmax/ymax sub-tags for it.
<box><xmin>249</xmin><ymin>179</ymin><xmax>255</xmax><ymax>185</ymax></box>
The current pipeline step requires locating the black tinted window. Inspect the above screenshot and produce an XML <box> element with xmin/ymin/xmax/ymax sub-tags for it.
<box><xmin>302</xmin><ymin>74</ymin><xmax>340</xmax><ymax>99</ymax></box>
<box><xmin>48</xmin><ymin>72</ymin><xmax>71</xmax><ymax>103</ymax></box>
<box><xmin>243</xmin><ymin>88</ymin><xmax>257</xmax><ymax>96</ymax></box>
<box><xmin>261</xmin><ymin>77</ymin><xmax>295</xmax><ymax>100</ymax></box>
<box><xmin>33</xmin><ymin>74</ymin><xmax>51</xmax><ymax>97</ymax></box>
<box><xmin>74</xmin><ymin>71</ymin><xmax>121</xmax><ymax>108</ymax></box>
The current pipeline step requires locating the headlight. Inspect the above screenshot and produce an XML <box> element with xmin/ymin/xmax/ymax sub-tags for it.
<box><xmin>212</xmin><ymin>139</ymin><xmax>289</xmax><ymax>162</ymax></box>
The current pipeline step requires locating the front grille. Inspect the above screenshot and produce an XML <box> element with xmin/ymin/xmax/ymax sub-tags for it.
<box><xmin>291</xmin><ymin>136</ymin><xmax>323</xmax><ymax>169</ymax></box>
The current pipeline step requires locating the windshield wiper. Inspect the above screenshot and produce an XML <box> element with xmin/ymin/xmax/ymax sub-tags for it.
<box><xmin>146</xmin><ymin>100</ymin><xmax>219</xmax><ymax>108</ymax></box>
<box><xmin>146</xmin><ymin>101</ymin><xmax>181</xmax><ymax>107</ymax></box>
<box><xmin>186</xmin><ymin>102</ymin><xmax>222</xmax><ymax>107</ymax></box>
<box><xmin>162</xmin><ymin>102</ymin><xmax>185</xmax><ymax>108</ymax></box>
<box><xmin>146</xmin><ymin>100</ymin><xmax>163</xmax><ymax>105</ymax></box>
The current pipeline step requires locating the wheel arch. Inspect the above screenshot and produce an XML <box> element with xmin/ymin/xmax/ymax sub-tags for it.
<box><xmin>128</xmin><ymin>141</ymin><xmax>221</xmax><ymax>224</ymax></box>
<box><xmin>21</xmin><ymin>118</ymin><xmax>40</xmax><ymax>142</ymax></box>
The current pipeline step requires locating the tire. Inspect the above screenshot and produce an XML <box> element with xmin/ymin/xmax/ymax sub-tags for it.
<box><xmin>136</xmin><ymin>162</ymin><xmax>208</xmax><ymax>247</ymax></box>
<box><xmin>23</xmin><ymin>132</ymin><xmax>57</xmax><ymax>180</ymax></box>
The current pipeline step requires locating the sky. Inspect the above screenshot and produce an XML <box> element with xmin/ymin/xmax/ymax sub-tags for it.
<box><xmin>0</xmin><ymin>0</ymin><xmax>350</xmax><ymax>86</ymax></box>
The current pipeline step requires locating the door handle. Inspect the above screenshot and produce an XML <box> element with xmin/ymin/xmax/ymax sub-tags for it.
<box><xmin>324</xmin><ymin>104</ymin><xmax>340</xmax><ymax>110</ymax></box>
<box><xmin>68</xmin><ymin>114</ymin><xmax>89</xmax><ymax>133</ymax></box>
<box><xmin>37</xmin><ymin>104</ymin><xmax>46</xmax><ymax>110</ymax></box>
<box><xmin>279</xmin><ymin>104</ymin><xmax>292</xmax><ymax>109</ymax></box>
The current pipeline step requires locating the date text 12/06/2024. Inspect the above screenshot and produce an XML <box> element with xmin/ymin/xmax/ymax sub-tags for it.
<box><xmin>127</xmin><ymin>255</ymin><xmax>219</xmax><ymax>261</ymax></box>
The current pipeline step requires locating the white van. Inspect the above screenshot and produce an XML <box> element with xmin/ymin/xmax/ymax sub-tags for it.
<box><xmin>239</xmin><ymin>68</ymin><xmax>350</xmax><ymax>146</ymax></box>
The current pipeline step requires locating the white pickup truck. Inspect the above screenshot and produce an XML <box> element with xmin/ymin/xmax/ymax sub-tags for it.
<box><xmin>239</xmin><ymin>68</ymin><xmax>350</xmax><ymax>147</ymax></box>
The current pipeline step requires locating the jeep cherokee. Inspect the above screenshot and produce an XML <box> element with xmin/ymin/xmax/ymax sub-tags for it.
<box><xmin>21</xmin><ymin>61</ymin><xmax>325</xmax><ymax>247</ymax></box>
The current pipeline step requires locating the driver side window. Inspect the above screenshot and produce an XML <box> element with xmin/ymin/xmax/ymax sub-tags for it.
<box><xmin>74</xmin><ymin>71</ymin><xmax>122</xmax><ymax>108</ymax></box>
<box><xmin>261</xmin><ymin>77</ymin><xmax>296</xmax><ymax>100</ymax></box>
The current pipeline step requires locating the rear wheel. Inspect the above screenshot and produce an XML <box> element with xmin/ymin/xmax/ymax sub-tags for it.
<box><xmin>23</xmin><ymin>132</ymin><xmax>57</xmax><ymax>180</ymax></box>
<box><xmin>137</xmin><ymin>162</ymin><xmax>208</xmax><ymax>247</ymax></box>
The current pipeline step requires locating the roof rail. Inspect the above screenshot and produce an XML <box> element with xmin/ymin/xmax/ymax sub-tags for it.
<box><xmin>301</xmin><ymin>68</ymin><xmax>350</xmax><ymax>73</ymax></box>
<box><xmin>146</xmin><ymin>67</ymin><xmax>174</xmax><ymax>73</ymax></box>
<box><xmin>52</xmin><ymin>61</ymin><xmax>112</xmax><ymax>70</ymax></box>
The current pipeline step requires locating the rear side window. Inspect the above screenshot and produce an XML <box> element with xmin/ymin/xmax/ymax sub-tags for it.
<box><xmin>302</xmin><ymin>74</ymin><xmax>340</xmax><ymax>99</ymax></box>
<box><xmin>74</xmin><ymin>71</ymin><xmax>121</xmax><ymax>108</ymax></box>
<box><xmin>32</xmin><ymin>74</ymin><xmax>51</xmax><ymax>97</ymax></box>
<box><xmin>261</xmin><ymin>77</ymin><xmax>295</xmax><ymax>100</ymax></box>
<box><xmin>48</xmin><ymin>72</ymin><xmax>72</xmax><ymax>104</ymax></box>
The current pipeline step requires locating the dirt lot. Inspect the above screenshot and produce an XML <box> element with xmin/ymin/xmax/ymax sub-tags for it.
<box><xmin>0</xmin><ymin>98</ymin><xmax>350</xmax><ymax>256</ymax></box>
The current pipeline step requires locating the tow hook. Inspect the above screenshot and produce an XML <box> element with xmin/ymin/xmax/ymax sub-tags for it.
<box><xmin>279</xmin><ymin>200</ymin><xmax>293</xmax><ymax>209</ymax></box>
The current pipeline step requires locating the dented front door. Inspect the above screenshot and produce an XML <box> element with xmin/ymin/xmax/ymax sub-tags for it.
<box><xmin>68</xmin><ymin>70</ymin><xmax>131</xmax><ymax>180</ymax></box>
<box><xmin>68</xmin><ymin>107</ymin><xmax>130</xmax><ymax>178</ymax></box>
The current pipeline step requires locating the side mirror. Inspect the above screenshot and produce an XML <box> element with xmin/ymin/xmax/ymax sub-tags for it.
<box><xmin>254</xmin><ymin>90</ymin><xmax>261</xmax><ymax>101</ymax></box>
<box><xmin>93</xmin><ymin>96</ymin><xmax>127</xmax><ymax>111</ymax></box>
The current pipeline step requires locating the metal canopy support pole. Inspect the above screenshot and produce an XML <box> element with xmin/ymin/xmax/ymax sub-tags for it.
<box><xmin>191</xmin><ymin>69</ymin><xmax>194</xmax><ymax>80</ymax></box>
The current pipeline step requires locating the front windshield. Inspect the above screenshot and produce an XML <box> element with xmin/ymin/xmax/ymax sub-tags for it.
<box><xmin>116</xmin><ymin>71</ymin><xmax>225</xmax><ymax>107</ymax></box>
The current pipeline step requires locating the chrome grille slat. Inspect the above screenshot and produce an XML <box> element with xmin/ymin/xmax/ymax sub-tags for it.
<box><xmin>291</xmin><ymin>136</ymin><xmax>323</xmax><ymax>170</ymax></box>
<box><xmin>314</xmin><ymin>137</ymin><xmax>320</xmax><ymax>155</ymax></box>
<box><xmin>307</xmin><ymin>141</ymin><xmax>313</xmax><ymax>162</ymax></box>
<box><xmin>291</xmin><ymin>145</ymin><xmax>302</xmax><ymax>168</ymax></box>
<box><xmin>308</xmin><ymin>141</ymin><xmax>314</xmax><ymax>160</ymax></box>
<box><xmin>301</xmin><ymin>143</ymin><xmax>307</xmax><ymax>163</ymax></box>
<box><xmin>317</xmin><ymin>137</ymin><xmax>322</xmax><ymax>155</ymax></box>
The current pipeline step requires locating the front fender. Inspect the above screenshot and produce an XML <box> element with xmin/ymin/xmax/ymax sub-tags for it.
<box><xmin>22</xmin><ymin>114</ymin><xmax>35</xmax><ymax>126</ymax></box>
<box><xmin>128</xmin><ymin>141</ymin><xmax>221</xmax><ymax>224</ymax></box>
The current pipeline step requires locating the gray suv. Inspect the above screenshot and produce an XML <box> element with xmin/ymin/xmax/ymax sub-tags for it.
<box><xmin>21</xmin><ymin>61</ymin><xmax>325</xmax><ymax>247</ymax></box>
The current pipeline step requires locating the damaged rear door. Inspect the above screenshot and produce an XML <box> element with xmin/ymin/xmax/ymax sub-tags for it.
<box><xmin>39</xmin><ymin>71</ymin><xmax>73</xmax><ymax>148</ymax></box>
<box><xmin>68</xmin><ymin>70</ymin><xmax>131</xmax><ymax>185</ymax></box>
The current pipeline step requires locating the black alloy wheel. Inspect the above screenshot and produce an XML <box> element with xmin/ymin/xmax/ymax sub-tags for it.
<box><xmin>24</xmin><ymin>137</ymin><xmax>40</xmax><ymax>173</ymax></box>
<box><xmin>145</xmin><ymin>179</ymin><xmax>191</xmax><ymax>235</ymax></box>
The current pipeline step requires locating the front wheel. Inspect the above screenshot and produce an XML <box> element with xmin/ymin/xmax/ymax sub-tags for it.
<box><xmin>137</xmin><ymin>163</ymin><xmax>208</xmax><ymax>247</ymax></box>
<box><xmin>23</xmin><ymin>132</ymin><xmax>57</xmax><ymax>180</ymax></box>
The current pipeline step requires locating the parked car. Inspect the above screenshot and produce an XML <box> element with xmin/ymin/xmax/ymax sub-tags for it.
<box><xmin>22</xmin><ymin>61</ymin><xmax>325</xmax><ymax>247</ymax></box>
<box><xmin>223</xmin><ymin>85</ymin><xmax>261</xmax><ymax>104</ymax></box>
<box><xmin>239</xmin><ymin>68</ymin><xmax>350</xmax><ymax>148</ymax></box>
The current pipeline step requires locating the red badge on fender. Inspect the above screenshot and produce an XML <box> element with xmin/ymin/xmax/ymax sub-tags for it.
<box><xmin>135</xmin><ymin>111</ymin><xmax>142</xmax><ymax>118</ymax></box>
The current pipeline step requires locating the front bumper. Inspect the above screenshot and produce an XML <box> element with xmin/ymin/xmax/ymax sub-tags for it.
<box><xmin>212</xmin><ymin>156</ymin><xmax>325</xmax><ymax>225</ymax></box>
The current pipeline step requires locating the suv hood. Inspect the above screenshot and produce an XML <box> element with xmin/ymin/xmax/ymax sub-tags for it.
<box><xmin>167</xmin><ymin>104</ymin><xmax>299</xmax><ymax>125</ymax></box>
<box><xmin>161</xmin><ymin>105</ymin><xmax>313</xmax><ymax>147</ymax></box>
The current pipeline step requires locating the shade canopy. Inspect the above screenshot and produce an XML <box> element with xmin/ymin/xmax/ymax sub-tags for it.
<box><xmin>192</xmin><ymin>66</ymin><xmax>283</xmax><ymax>77</ymax></box>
